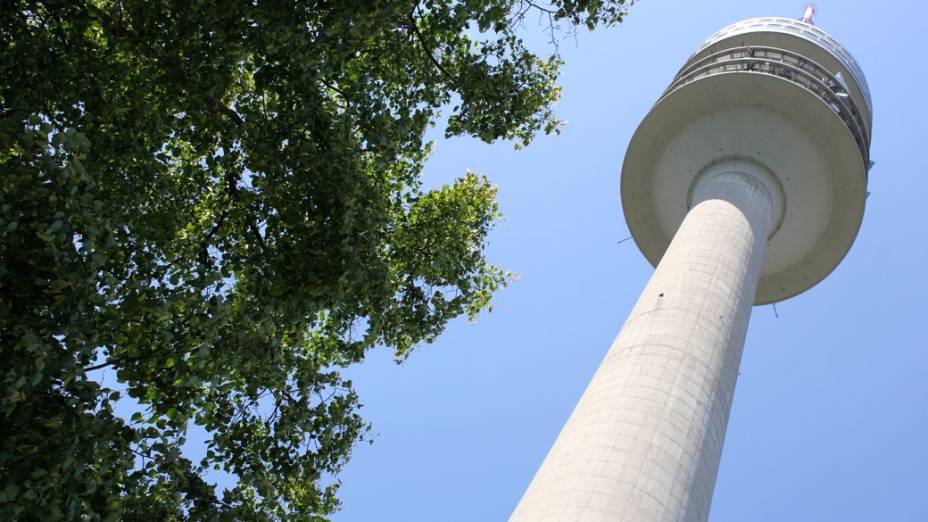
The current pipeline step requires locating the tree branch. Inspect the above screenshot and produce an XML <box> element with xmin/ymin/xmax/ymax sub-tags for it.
<box><xmin>206</xmin><ymin>96</ymin><xmax>245</xmax><ymax>127</ymax></box>
<box><xmin>407</xmin><ymin>6</ymin><xmax>456</xmax><ymax>84</ymax></box>
<box><xmin>524</xmin><ymin>0</ymin><xmax>558</xmax><ymax>15</ymax></box>
<box><xmin>321</xmin><ymin>79</ymin><xmax>351</xmax><ymax>109</ymax></box>
<box><xmin>222</xmin><ymin>153</ymin><xmax>266</xmax><ymax>250</ymax></box>
<box><xmin>84</xmin><ymin>360</ymin><xmax>115</xmax><ymax>372</ymax></box>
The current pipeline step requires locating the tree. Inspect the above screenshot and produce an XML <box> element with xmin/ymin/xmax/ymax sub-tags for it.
<box><xmin>0</xmin><ymin>1</ymin><xmax>631</xmax><ymax>519</ymax></box>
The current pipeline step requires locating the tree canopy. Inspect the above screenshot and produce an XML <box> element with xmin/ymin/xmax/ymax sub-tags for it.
<box><xmin>0</xmin><ymin>1</ymin><xmax>630</xmax><ymax>519</ymax></box>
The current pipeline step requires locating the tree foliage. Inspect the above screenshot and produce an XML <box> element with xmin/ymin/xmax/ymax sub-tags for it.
<box><xmin>0</xmin><ymin>0</ymin><xmax>630</xmax><ymax>519</ymax></box>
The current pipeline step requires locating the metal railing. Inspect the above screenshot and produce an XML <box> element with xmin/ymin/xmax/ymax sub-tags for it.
<box><xmin>675</xmin><ymin>45</ymin><xmax>871</xmax><ymax>134</ymax></box>
<box><xmin>689</xmin><ymin>17</ymin><xmax>871</xmax><ymax>114</ymax></box>
<box><xmin>661</xmin><ymin>45</ymin><xmax>870</xmax><ymax>165</ymax></box>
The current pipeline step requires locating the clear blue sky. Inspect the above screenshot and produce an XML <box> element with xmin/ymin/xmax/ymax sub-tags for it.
<box><xmin>331</xmin><ymin>1</ymin><xmax>928</xmax><ymax>520</ymax></box>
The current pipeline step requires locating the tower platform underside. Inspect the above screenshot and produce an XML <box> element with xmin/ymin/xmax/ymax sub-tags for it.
<box><xmin>622</xmin><ymin>71</ymin><xmax>867</xmax><ymax>304</ymax></box>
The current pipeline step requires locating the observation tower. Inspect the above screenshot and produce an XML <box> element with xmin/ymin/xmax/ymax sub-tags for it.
<box><xmin>511</xmin><ymin>12</ymin><xmax>872</xmax><ymax>522</ymax></box>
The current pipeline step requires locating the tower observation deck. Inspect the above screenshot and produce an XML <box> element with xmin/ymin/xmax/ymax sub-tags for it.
<box><xmin>511</xmin><ymin>16</ymin><xmax>872</xmax><ymax>522</ymax></box>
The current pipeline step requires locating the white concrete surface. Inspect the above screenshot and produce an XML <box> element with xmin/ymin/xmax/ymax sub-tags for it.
<box><xmin>510</xmin><ymin>163</ymin><xmax>776</xmax><ymax>521</ymax></box>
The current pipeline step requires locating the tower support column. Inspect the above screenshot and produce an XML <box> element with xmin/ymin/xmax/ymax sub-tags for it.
<box><xmin>511</xmin><ymin>161</ymin><xmax>779</xmax><ymax>522</ymax></box>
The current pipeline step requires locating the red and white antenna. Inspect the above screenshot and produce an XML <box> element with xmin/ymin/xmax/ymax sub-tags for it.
<box><xmin>801</xmin><ymin>4</ymin><xmax>816</xmax><ymax>25</ymax></box>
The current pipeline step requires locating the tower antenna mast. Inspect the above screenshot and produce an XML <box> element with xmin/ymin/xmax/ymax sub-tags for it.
<box><xmin>802</xmin><ymin>4</ymin><xmax>816</xmax><ymax>24</ymax></box>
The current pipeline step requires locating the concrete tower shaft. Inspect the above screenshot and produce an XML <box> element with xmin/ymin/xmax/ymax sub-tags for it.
<box><xmin>511</xmin><ymin>163</ymin><xmax>777</xmax><ymax>521</ymax></box>
<box><xmin>511</xmin><ymin>16</ymin><xmax>871</xmax><ymax>522</ymax></box>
